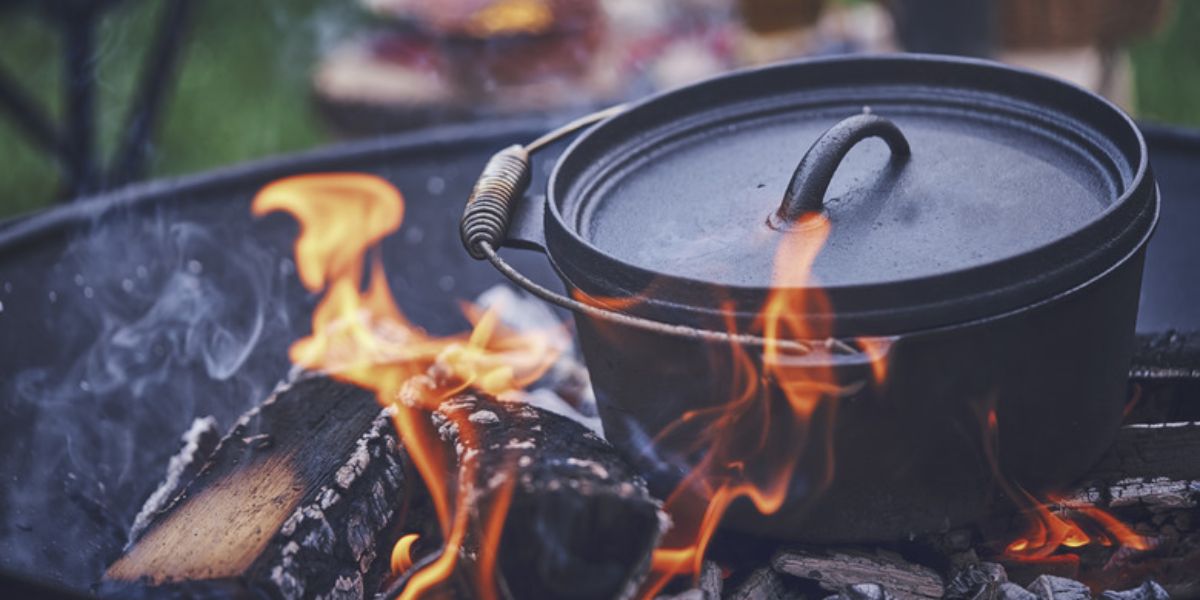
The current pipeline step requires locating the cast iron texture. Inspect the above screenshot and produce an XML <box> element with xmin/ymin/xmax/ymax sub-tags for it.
<box><xmin>493</xmin><ymin>56</ymin><xmax>1158</xmax><ymax>541</ymax></box>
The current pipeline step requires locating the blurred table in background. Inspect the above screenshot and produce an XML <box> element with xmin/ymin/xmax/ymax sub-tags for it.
<box><xmin>312</xmin><ymin>0</ymin><xmax>1173</xmax><ymax>138</ymax></box>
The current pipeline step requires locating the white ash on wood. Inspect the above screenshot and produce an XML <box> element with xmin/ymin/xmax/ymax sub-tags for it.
<box><xmin>127</xmin><ymin>416</ymin><xmax>221</xmax><ymax>544</ymax></box>
<box><xmin>770</xmin><ymin>549</ymin><xmax>944</xmax><ymax>600</ymax></box>
<box><xmin>726</xmin><ymin>567</ymin><xmax>786</xmax><ymax>600</ymax></box>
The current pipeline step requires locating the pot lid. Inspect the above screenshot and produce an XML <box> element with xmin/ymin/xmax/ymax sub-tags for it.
<box><xmin>545</xmin><ymin>56</ymin><xmax>1157</xmax><ymax>335</ymax></box>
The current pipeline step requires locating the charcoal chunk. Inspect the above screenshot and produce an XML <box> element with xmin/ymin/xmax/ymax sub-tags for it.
<box><xmin>1028</xmin><ymin>575</ymin><xmax>1091</xmax><ymax>600</ymax></box>
<box><xmin>947</xmin><ymin>563</ymin><xmax>1008</xmax><ymax>600</ymax></box>
<box><xmin>698</xmin><ymin>560</ymin><xmax>722</xmax><ymax>600</ymax></box>
<box><xmin>995</xmin><ymin>582</ymin><xmax>1039</xmax><ymax>600</ymax></box>
<box><xmin>824</xmin><ymin>583</ymin><xmax>897</xmax><ymax>600</ymax></box>
<box><xmin>1101</xmin><ymin>581</ymin><xmax>1170</xmax><ymax>600</ymax></box>
<box><xmin>730</xmin><ymin>567</ymin><xmax>786</xmax><ymax>600</ymax></box>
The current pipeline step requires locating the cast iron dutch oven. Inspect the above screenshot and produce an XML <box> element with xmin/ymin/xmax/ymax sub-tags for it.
<box><xmin>460</xmin><ymin>55</ymin><xmax>1158</xmax><ymax>541</ymax></box>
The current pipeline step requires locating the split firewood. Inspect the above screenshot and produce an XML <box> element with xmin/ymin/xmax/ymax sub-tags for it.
<box><xmin>1072</xmin><ymin>422</ymin><xmax>1200</xmax><ymax>505</ymax></box>
<box><xmin>771</xmin><ymin>549</ymin><xmax>944</xmax><ymax>600</ymax></box>
<box><xmin>127</xmin><ymin>416</ymin><xmax>222</xmax><ymax>544</ymax></box>
<box><xmin>726</xmin><ymin>567</ymin><xmax>786</xmax><ymax>600</ymax></box>
<box><xmin>403</xmin><ymin>383</ymin><xmax>668</xmax><ymax>600</ymax></box>
<box><xmin>1132</xmin><ymin>332</ymin><xmax>1200</xmax><ymax>380</ymax></box>
<box><xmin>103</xmin><ymin>377</ymin><xmax>407</xmax><ymax>599</ymax></box>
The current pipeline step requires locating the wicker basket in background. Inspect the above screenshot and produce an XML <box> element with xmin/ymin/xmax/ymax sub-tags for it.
<box><xmin>1000</xmin><ymin>0</ymin><xmax>1174</xmax><ymax>49</ymax></box>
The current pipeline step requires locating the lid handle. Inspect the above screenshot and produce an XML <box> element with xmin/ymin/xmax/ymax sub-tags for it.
<box><xmin>773</xmin><ymin>113</ymin><xmax>911</xmax><ymax>228</ymax></box>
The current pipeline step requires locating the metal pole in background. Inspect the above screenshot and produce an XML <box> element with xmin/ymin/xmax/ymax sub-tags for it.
<box><xmin>61</xmin><ymin>2</ymin><xmax>99</xmax><ymax>196</ymax></box>
<box><xmin>110</xmin><ymin>0</ymin><xmax>194</xmax><ymax>187</ymax></box>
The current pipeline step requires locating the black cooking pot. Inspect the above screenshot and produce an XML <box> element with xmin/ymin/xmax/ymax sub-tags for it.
<box><xmin>460</xmin><ymin>55</ymin><xmax>1158</xmax><ymax>541</ymax></box>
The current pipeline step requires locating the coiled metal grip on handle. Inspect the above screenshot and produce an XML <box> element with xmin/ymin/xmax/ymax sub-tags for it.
<box><xmin>461</xmin><ymin>144</ymin><xmax>531</xmax><ymax>260</ymax></box>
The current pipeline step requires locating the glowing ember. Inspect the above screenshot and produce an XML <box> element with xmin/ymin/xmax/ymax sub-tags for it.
<box><xmin>391</xmin><ymin>533</ymin><xmax>420</xmax><ymax>574</ymax></box>
<box><xmin>979</xmin><ymin>404</ymin><xmax>1151</xmax><ymax>562</ymax></box>
<box><xmin>253</xmin><ymin>173</ymin><xmax>559</xmax><ymax>599</ymax></box>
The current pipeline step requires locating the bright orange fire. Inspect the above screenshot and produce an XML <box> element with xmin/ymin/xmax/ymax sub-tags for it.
<box><xmin>639</xmin><ymin>213</ymin><xmax>886</xmax><ymax>596</ymax></box>
<box><xmin>253</xmin><ymin>173</ymin><xmax>559</xmax><ymax>599</ymax></box>
<box><xmin>980</xmin><ymin>404</ymin><xmax>1151</xmax><ymax>562</ymax></box>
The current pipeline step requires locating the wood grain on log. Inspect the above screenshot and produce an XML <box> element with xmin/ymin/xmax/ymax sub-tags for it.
<box><xmin>104</xmin><ymin>377</ymin><xmax>406</xmax><ymax>599</ymax></box>
<box><xmin>1068</xmin><ymin>422</ymin><xmax>1200</xmax><ymax>509</ymax></box>
<box><xmin>771</xmin><ymin>549</ymin><xmax>944</xmax><ymax>600</ymax></box>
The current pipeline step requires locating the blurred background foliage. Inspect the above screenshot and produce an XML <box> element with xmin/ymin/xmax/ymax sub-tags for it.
<box><xmin>0</xmin><ymin>0</ymin><xmax>1196</xmax><ymax>219</ymax></box>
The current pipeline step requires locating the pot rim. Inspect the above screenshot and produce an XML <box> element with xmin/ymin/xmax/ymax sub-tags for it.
<box><xmin>542</xmin><ymin>54</ymin><xmax>1157</xmax><ymax>337</ymax></box>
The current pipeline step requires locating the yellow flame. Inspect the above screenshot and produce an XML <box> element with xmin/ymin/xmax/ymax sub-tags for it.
<box><xmin>254</xmin><ymin>173</ymin><xmax>559</xmax><ymax>598</ymax></box>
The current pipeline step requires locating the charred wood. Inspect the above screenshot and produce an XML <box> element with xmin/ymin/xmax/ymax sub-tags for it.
<box><xmin>654</xmin><ymin>560</ymin><xmax>722</xmax><ymax>600</ymax></box>
<box><xmin>1100</xmin><ymin>581</ymin><xmax>1171</xmax><ymax>600</ymax></box>
<box><xmin>1132</xmin><ymin>332</ymin><xmax>1200</xmax><ymax>381</ymax></box>
<box><xmin>103</xmin><ymin>377</ymin><xmax>406</xmax><ymax>599</ymax></box>
<box><xmin>825</xmin><ymin>583</ymin><xmax>897</xmax><ymax>600</ymax></box>
<box><xmin>1072</xmin><ymin>422</ymin><xmax>1200</xmax><ymax>505</ymax></box>
<box><xmin>771</xmin><ymin>549</ymin><xmax>944</xmax><ymax>600</ymax></box>
<box><xmin>1026</xmin><ymin>575</ymin><xmax>1090</xmax><ymax>600</ymax></box>
<box><xmin>414</xmin><ymin>385</ymin><xmax>668</xmax><ymax>600</ymax></box>
<box><xmin>726</xmin><ymin>567</ymin><xmax>786</xmax><ymax>600</ymax></box>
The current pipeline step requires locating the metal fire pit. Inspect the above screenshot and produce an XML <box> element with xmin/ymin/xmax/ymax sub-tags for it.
<box><xmin>0</xmin><ymin>118</ymin><xmax>1197</xmax><ymax>597</ymax></box>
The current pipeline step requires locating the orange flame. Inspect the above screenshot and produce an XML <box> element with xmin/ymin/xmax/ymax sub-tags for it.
<box><xmin>1002</xmin><ymin>493</ymin><xmax>1153</xmax><ymax>561</ymax></box>
<box><xmin>979</xmin><ymin>403</ymin><xmax>1150</xmax><ymax>562</ymax></box>
<box><xmin>641</xmin><ymin>214</ymin><xmax>883</xmax><ymax>596</ymax></box>
<box><xmin>391</xmin><ymin>533</ymin><xmax>421</xmax><ymax>574</ymax></box>
<box><xmin>253</xmin><ymin>173</ymin><xmax>558</xmax><ymax>599</ymax></box>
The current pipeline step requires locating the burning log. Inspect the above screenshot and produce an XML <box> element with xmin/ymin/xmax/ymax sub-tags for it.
<box><xmin>771</xmin><ymin>549</ymin><xmax>944</xmax><ymax>600</ymax></box>
<box><xmin>407</xmin><ymin>384</ymin><xmax>668</xmax><ymax>600</ymax></box>
<box><xmin>103</xmin><ymin>377</ymin><xmax>407</xmax><ymax>598</ymax></box>
<box><xmin>726</xmin><ymin>567</ymin><xmax>786</xmax><ymax>600</ymax></box>
<box><xmin>1132</xmin><ymin>332</ymin><xmax>1200</xmax><ymax>380</ymax></box>
<box><xmin>102</xmin><ymin>371</ymin><xmax>664</xmax><ymax>600</ymax></box>
<box><xmin>655</xmin><ymin>560</ymin><xmax>722</xmax><ymax>600</ymax></box>
<box><xmin>1075</xmin><ymin>422</ymin><xmax>1200</xmax><ymax>500</ymax></box>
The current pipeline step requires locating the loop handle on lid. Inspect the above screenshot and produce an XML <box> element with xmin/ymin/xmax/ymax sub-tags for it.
<box><xmin>773</xmin><ymin>113</ymin><xmax>912</xmax><ymax>228</ymax></box>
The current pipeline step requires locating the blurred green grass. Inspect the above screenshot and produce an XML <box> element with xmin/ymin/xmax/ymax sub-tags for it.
<box><xmin>0</xmin><ymin>0</ymin><xmax>348</xmax><ymax>218</ymax></box>
<box><xmin>0</xmin><ymin>0</ymin><xmax>1197</xmax><ymax>219</ymax></box>
<box><xmin>1131</xmin><ymin>0</ymin><xmax>1200</xmax><ymax>128</ymax></box>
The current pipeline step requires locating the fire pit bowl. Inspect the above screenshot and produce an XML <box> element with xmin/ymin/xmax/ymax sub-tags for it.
<box><xmin>461</xmin><ymin>55</ymin><xmax>1160</xmax><ymax>542</ymax></box>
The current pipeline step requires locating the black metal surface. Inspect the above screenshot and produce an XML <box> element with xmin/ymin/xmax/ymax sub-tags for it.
<box><xmin>493</xmin><ymin>56</ymin><xmax>1159</xmax><ymax>540</ymax></box>
<box><xmin>1137</xmin><ymin>122</ymin><xmax>1200</xmax><ymax>334</ymax></box>
<box><xmin>0</xmin><ymin>114</ymin><xmax>1194</xmax><ymax>593</ymax></box>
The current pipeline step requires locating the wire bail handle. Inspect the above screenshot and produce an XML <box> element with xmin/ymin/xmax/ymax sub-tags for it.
<box><xmin>459</xmin><ymin>105</ymin><xmax>882</xmax><ymax>356</ymax></box>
